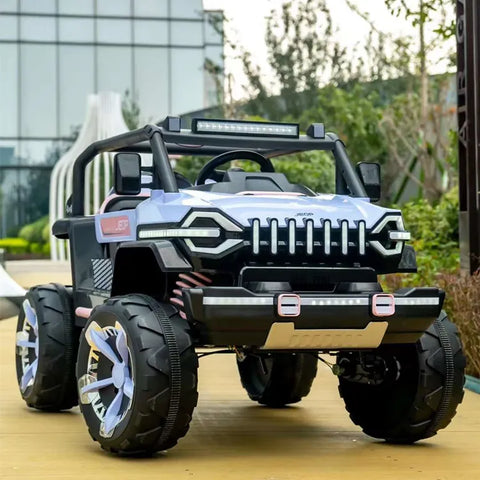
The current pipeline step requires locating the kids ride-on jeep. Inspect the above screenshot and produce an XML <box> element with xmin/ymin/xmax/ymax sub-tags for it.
<box><xmin>15</xmin><ymin>117</ymin><xmax>465</xmax><ymax>455</ymax></box>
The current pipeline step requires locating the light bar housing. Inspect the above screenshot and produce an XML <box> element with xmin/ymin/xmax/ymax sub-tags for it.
<box><xmin>191</xmin><ymin>118</ymin><xmax>299</xmax><ymax>138</ymax></box>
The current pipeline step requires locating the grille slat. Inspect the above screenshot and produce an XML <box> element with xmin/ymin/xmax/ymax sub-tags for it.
<box><xmin>250</xmin><ymin>218</ymin><xmax>367</xmax><ymax>256</ymax></box>
<box><xmin>288</xmin><ymin>220</ymin><xmax>296</xmax><ymax>255</ymax></box>
<box><xmin>341</xmin><ymin>220</ymin><xmax>348</xmax><ymax>255</ymax></box>
<box><xmin>324</xmin><ymin>220</ymin><xmax>331</xmax><ymax>255</ymax></box>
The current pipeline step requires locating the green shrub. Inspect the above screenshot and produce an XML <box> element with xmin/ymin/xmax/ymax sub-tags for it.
<box><xmin>383</xmin><ymin>187</ymin><xmax>460</xmax><ymax>288</ymax></box>
<box><xmin>0</xmin><ymin>237</ymin><xmax>29</xmax><ymax>254</ymax></box>
<box><xmin>29</xmin><ymin>242</ymin><xmax>44</xmax><ymax>254</ymax></box>
<box><xmin>42</xmin><ymin>242</ymin><xmax>51</xmax><ymax>256</ymax></box>
<box><xmin>42</xmin><ymin>222</ymin><xmax>50</xmax><ymax>243</ymax></box>
<box><xmin>19</xmin><ymin>216</ymin><xmax>49</xmax><ymax>244</ymax></box>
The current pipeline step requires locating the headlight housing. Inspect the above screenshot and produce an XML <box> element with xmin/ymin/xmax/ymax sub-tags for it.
<box><xmin>369</xmin><ymin>215</ymin><xmax>411</xmax><ymax>256</ymax></box>
<box><xmin>137</xmin><ymin>211</ymin><xmax>244</xmax><ymax>256</ymax></box>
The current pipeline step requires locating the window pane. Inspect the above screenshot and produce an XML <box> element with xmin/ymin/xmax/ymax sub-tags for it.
<box><xmin>97</xmin><ymin>19</ymin><xmax>131</xmax><ymax>44</ymax></box>
<box><xmin>205</xmin><ymin>45</ymin><xmax>223</xmax><ymax>68</ymax></box>
<box><xmin>0</xmin><ymin>140</ymin><xmax>18</xmax><ymax>166</ymax></box>
<box><xmin>134</xmin><ymin>47</ymin><xmax>168</xmax><ymax>122</ymax></box>
<box><xmin>134</xmin><ymin>20</ymin><xmax>168</xmax><ymax>45</ymax></box>
<box><xmin>0</xmin><ymin>1</ymin><xmax>17</xmax><ymax>13</ymax></box>
<box><xmin>171</xmin><ymin>21</ymin><xmax>203</xmax><ymax>46</ymax></box>
<box><xmin>20</xmin><ymin>0</ymin><xmax>55</xmax><ymax>14</ymax></box>
<box><xmin>170</xmin><ymin>0</ymin><xmax>202</xmax><ymax>19</ymax></box>
<box><xmin>19</xmin><ymin>140</ymin><xmax>55</xmax><ymax>165</ymax></box>
<box><xmin>0</xmin><ymin>44</ymin><xmax>18</xmax><ymax>137</ymax></box>
<box><xmin>97</xmin><ymin>0</ymin><xmax>131</xmax><ymax>16</ymax></box>
<box><xmin>0</xmin><ymin>15</ymin><xmax>17</xmax><ymax>39</ymax></box>
<box><xmin>171</xmin><ymin>48</ymin><xmax>203</xmax><ymax>114</ymax></box>
<box><xmin>0</xmin><ymin>140</ymin><xmax>20</xmax><ymax>237</ymax></box>
<box><xmin>59</xmin><ymin>18</ymin><xmax>94</xmax><ymax>43</ymax></box>
<box><xmin>133</xmin><ymin>0</ymin><xmax>167</xmax><ymax>17</ymax></box>
<box><xmin>20</xmin><ymin>44</ymin><xmax>57</xmax><ymax>136</ymax></box>
<box><xmin>97</xmin><ymin>46</ymin><xmax>132</xmax><ymax>95</ymax></box>
<box><xmin>58</xmin><ymin>0</ymin><xmax>94</xmax><ymax>15</ymax></box>
<box><xmin>14</xmin><ymin>141</ymin><xmax>60</xmax><ymax>227</ymax></box>
<box><xmin>59</xmin><ymin>46</ymin><xmax>95</xmax><ymax>136</ymax></box>
<box><xmin>20</xmin><ymin>16</ymin><xmax>56</xmax><ymax>42</ymax></box>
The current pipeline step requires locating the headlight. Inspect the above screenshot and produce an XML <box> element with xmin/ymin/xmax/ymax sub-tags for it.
<box><xmin>369</xmin><ymin>215</ymin><xmax>411</xmax><ymax>256</ymax></box>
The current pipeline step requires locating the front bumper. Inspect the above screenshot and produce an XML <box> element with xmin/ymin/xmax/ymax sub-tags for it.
<box><xmin>182</xmin><ymin>287</ymin><xmax>444</xmax><ymax>349</ymax></box>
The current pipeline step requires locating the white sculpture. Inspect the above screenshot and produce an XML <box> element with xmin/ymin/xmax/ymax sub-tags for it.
<box><xmin>49</xmin><ymin>92</ymin><xmax>130</xmax><ymax>261</ymax></box>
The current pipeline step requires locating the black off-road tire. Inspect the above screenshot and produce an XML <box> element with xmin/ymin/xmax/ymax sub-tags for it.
<box><xmin>76</xmin><ymin>295</ymin><xmax>198</xmax><ymax>455</ymax></box>
<box><xmin>15</xmin><ymin>283</ymin><xmax>78</xmax><ymax>410</ymax></box>
<box><xmin>237</xmin><ymin>352</ymin><xmax>318</xmax><ymax>407</ymax></box>
<box><xmin>338</xmin><ymin>311</ymin><xmax>465</xmax><ymax>443</ymax></box>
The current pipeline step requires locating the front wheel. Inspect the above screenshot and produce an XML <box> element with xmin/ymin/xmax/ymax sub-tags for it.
<box><xmin>338</xmin><ymin>311</ymin><xmax>465</xmax><ymax>443</ymax></box>
<box><xmin>76</xmin><ymin>295</ymin><xmax>198</xmax><ymax>455</ymax></box>
<box><xmin>237</xmin><ymin>352</ymin><xmax>318</xmax><ymax>407</ymax></box>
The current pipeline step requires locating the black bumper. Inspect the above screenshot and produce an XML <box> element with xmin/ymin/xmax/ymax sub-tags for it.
<box><xmin>182</xmin><ymin>287</ymin><xmax>444</xmax><ymax>349</ymax></box>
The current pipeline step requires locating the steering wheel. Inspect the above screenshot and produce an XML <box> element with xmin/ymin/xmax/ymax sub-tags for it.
<box><xmin>195</xmin><ymin>150</ymin><xmax>275</xmax><ymax>185</ymax></box>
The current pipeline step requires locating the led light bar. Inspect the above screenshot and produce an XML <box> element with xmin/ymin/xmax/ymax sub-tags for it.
<box><xmin>138</xmin><ymin>227</ymin><xmax>220</xmax><ymax>239</ymax></box>
<box><xmin>192</xmin><ymin>118</ymin><xmax>299</xmax><ymax>138</ymax></box>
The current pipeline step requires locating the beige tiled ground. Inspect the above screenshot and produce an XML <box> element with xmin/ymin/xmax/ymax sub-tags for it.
<box><xmin>1</xmin><ymin>261</ymin><xmax>479</xmax><ymax>479</ymax></box>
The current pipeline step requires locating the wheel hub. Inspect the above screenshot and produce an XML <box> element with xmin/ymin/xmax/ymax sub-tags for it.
<box><xmin>112</xmin><ymin>363</ymin><xmax>128</xmax><ymax>389</ymax></box>
<box><xmin>78</xmin><ymin>321</ymin><xmax>135</xmax><ymax>438</ymax></box>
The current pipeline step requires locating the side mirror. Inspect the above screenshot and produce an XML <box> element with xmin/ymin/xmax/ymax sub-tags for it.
<box><xmin>356</xmin><ymin>162</ymin><xmax>381</xmax><ymax>202</ymax></box>
<box><xmin>113</xmin><ymin>153</ymin><xmax>141</xmax><ymax>195</ymax></box>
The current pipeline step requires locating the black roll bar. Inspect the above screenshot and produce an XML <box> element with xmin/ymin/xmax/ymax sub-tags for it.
<box><xmin>71</xmin><ymin>125</ymin><xmax>178</xmax><ymax>216</ymax></box>
<box><xmin>70</xmin><ymin>123</ymin><xmax>367</xmax><ymax>217</ymax></box>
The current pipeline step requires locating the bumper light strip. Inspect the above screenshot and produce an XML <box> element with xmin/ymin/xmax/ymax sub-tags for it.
<box><xmin>202</xmin><ymin>296</ymin><xmax>440</xmax><ymax>307</ymax></box>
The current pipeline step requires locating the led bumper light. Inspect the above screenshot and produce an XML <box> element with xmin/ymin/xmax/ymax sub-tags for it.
<box><xmin>192</xmin><ymin>118</ymin><xmax>299</xmax><ymax>138</ymax></box>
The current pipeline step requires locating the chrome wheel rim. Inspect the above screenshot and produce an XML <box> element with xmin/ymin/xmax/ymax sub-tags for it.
<box><xmin>78</xmin><ymin>321</ymin><xmax>134</xmax><ymax>438</ymax></box>
<box><xmin>16</xmin><ymin>299</ymin><xmax>39</xmax><ymax>393</ymax></box>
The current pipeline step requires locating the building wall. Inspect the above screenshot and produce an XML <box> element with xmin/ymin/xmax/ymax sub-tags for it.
<box><xmin>0</xmin><ymin>0</ymin><xmax>223</xmax><ymax>237</ymax></box>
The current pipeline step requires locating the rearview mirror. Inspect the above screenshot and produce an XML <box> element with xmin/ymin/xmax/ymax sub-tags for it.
<box><xmin>114</xmin><ymin>153</ymin><xmax>141</xmax><ymax>195</ymax></box>
<box><xmin>356</xmin><ymin>162</ymin><xmax>381</xmax><ymax>202</ymax></box>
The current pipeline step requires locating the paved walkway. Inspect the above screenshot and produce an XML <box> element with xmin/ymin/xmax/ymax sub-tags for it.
<box><xmin>1</xmin><ymin>261</ymin><xmax>479</xmax><ymax>480</ymax></box>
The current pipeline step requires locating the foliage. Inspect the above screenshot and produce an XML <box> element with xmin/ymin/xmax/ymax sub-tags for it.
<box><xmin>122</xmin><ymin>89</ymin><xmax>141</xmax><ymax>130</ymax></box>
<box><xmin>383</xmin><ymin>187</ymin><xmax>459</xmax><ymax>288</ymax></box>
<box><xmin>242</xmin><ymin>0</ymin><xmax>359</xmax><ymax>120</ymax></box>
<box><xmin>174</xmin><ymin>151</ymin><xmax>334</xmax><ymax>194</ymax></box>
<box><xmin>271</xmin><ymin>152</ymin><xmax>334</xmax><ymax>193</ymax></box>
<box><xmin>19</xmin><ymin>216</ymin><xmax>49</xmax><ymax>244</ymax></box>
<box><xmin>0</xmin><ymin>237</ymin><xmax>29</xmax><ymax>254</ymax></box>
<box><xmin>298</xmin><ymin>85</ymin><xmax>387</xmax><ymax>166</ymax></box>
<box><xmin>237</xmin><ymin>0</ymin><xmax>457</xmax><ymax>203</ymax></box>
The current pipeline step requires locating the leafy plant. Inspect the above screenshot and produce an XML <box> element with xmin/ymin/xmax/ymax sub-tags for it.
<box><xmin>0</xmin><ymin>238</ymin><xmax>29</xmax><ymax>254</ymax></box>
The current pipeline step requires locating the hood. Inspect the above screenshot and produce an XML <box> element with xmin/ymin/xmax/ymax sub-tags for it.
<box><xmin>135</xmin><ymin>189</ymin><xmax>400</xmax><ymax>229</ymax></box>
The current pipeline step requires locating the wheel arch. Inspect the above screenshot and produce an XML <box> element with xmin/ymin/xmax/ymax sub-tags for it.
<box><xmin>111</xmin><ymin>240</ymin><xmax>192</xmax><ymax>300</ymax></box>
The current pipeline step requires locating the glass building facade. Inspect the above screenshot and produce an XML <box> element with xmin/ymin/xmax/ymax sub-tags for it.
<box><xmin>0</xmin><ymin>0</ymin><xmax>223</xmax><ymax>237</ymax></box>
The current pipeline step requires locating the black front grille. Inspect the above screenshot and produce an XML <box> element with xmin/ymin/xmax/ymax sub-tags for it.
<box><xmin>248</xmin><ymin>218</ymin><xmax>367</xmax><ymax>257</ymax></box>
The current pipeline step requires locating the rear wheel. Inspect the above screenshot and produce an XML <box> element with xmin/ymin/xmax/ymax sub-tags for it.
<box><xmin>15</xmin><ymin>284</ymin><xmax>78</xmax><ymax>411</ymax></box>
<box><xmin>338</xmin><ymin>312</ymin><xmax>465</xmax><ymax>443</ymax></box>
<box><xmin>237</xmin><ymin>352</ymin><xmax>318</xmax><ymax>407</ymax></box>
<box><xmin>76</xmin><ymin>295</ymin><xmax>198</xmax><ymax>455</ymax></box>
